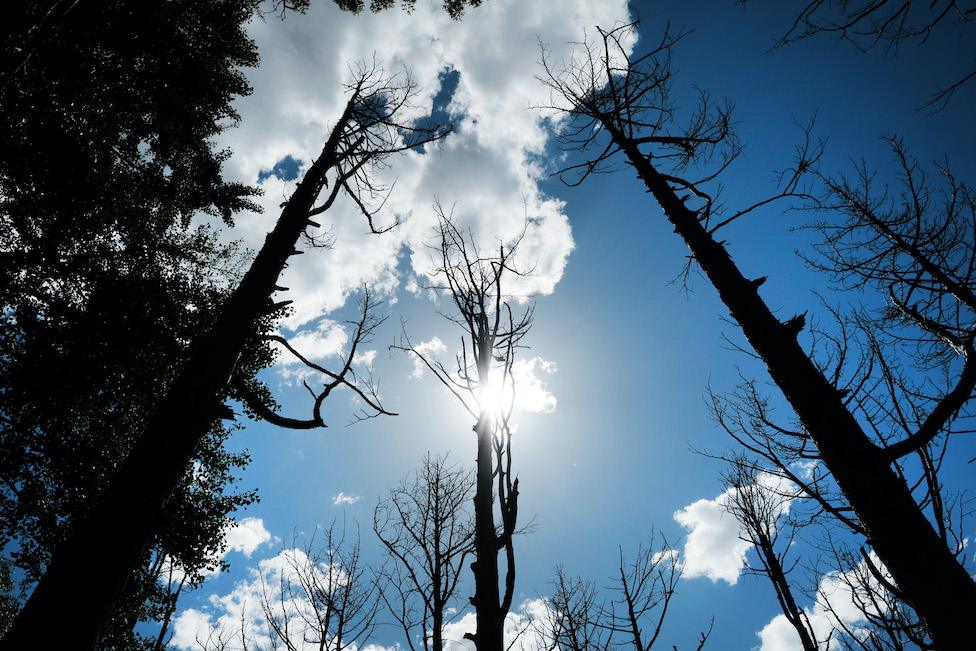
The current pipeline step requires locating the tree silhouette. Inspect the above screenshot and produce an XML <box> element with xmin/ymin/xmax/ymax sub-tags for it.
<box><xmin>538</xmin><ymin>21</ymin><xmax>976</xmax><ymax>648</ymax></box>
<box><xmin>374</xmin><ymin>453</ymin><xmax>475</xmax><ymax>651</ymax></box>
<box><xmin>765</xmin><ymin>0</ymin><xmax>976</xmax><ymax>110</ymax></box>
<box><xmin>1</xmin><ymin>1</ymin><xmax>267</xmax><ymax>645</ymax></box>
<box><xmin>393</xmin><ymin>210</ymin><xmax>530</xmax><ymax>651</ymax></box>
<box><xmin>538</xmin><ymin>536</ymin><xmax>710</xmax><ymax>651</ymax></box>
<box><xmin>1</xmin><ymin>61</ymin><xmax>444</xmax><ymax>650</ymax></box>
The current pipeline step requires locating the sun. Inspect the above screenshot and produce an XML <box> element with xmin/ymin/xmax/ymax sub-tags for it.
<box><xmin>476</xmin><ymin>374</ymin><xmax>514</xmax><ymax>423</ymax></box>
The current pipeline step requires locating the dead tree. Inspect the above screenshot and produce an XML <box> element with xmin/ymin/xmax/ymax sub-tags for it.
<box><xmin>374</xmin><ymin>453</ymin><xmax>475</xmax><ymax>651</ymax></box>
<box><xmin>0</xmin><ymin>62</ymin><xmax>444</xmax><ymax>650</ymax></box>
<box><xmin>538</xmin><ymin>537</ymin><xmax>710</xmax><ymax>651</ymax></box>
<box><xmin>538</xmin><ymin>22</ymin><xmax>976</xmax><ymax>648</ymax></box>
<box><xmin>392</xmin><ymin>210</ymin><xmax>531</xmax><ymax>651</ymax></box>
<box><xmin>722</xmin><ymin>457</ymin><xmax>819</xmax><ymax>651</ymax></box>
<box><xmin>257</xmin><ymin>526</ymin><xmax>381</xmax><ymax>651</ymax></box>
<box><xmin>539</xmin><ymin>568</ymin><xmax>611</xmax><ymax>651</ymax></box>
<box><xmin>767</xmin><ymin>0</ymin><xmax>976</xmax><ymax>110</ymax></box>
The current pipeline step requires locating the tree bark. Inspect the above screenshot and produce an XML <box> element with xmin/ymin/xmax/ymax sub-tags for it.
<box><xmin>0</xmin><ymin>101</ymin><xmax>356</xmax><ymax>651</ymax></box>
<box><xmin>470</xmin><ymin>415</ymin><xmax>504</xmax><ymax>651</ymax></box>
<box><xmin>606</xmin><ymin>124</ymin><xmax>976</xmax><ymax>649</ymax></box>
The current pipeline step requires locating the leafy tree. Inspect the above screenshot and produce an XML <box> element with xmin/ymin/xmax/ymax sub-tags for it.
<box><xmin>1</xmin><ymin>55</ymin><xmax>441</xmax><ymax>648</ymax></box>
<box><xmin>1</xmin><ymin>1</ymin><xmax>267</xmax><ymax>647</ymax></box>
<box><xmin>538</xmin><ymin>21</ymin><xmax>976</xmax><ymax>648</ymax></box>
<box><xmin>334</xmin><ymin>0</ymin><xmax>483</xmax><ymax>20</ymax></box>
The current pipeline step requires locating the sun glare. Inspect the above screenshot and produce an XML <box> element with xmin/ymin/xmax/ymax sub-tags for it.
<box><xmin>476</xmin><ymin>374</ymin><xmax>514</xmax><ymax>423</ymax></box>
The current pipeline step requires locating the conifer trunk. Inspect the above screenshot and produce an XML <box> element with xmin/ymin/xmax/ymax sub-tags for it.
<box><xmin>608</xmin><ymin>124</ymin><xmax>976</xmax><ymax>649</ymax></box>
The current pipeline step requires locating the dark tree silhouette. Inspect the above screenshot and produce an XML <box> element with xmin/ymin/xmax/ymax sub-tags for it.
<box><xmin>538</xmin><ymin>22</ymin><xmax>976</xmax><ymax>648</ymax></box>
<box><xmin>1</xmin><ymin>1</ymin><xmax>268</xmax><ymax>646</ymax></box>
<box><xmin>722</xmin><ymin>458</ymin><xmax>819</xmax><ymax>651</ymax></box>
<box><xmin>374</xmin><ymin>453</ymin><xmax>475</xmax><ymax>651</ymax></box>
<box><xmin>538</xmin><ymin>537</ymin><xmax>710</xmax><ymax>651</ymax></box>
<box><xmin>764</xmin><ymin>0</ymin><xmax>976</xmax><ymax>110</ymax></box>
<box><xmin>0</xmin><ymin>62</ymin><xmax>444</xmax><ymax>650</ymax></box>
<box><xmin>393</xmin><ymin>210</ymin><xmax>530</xmax><ymax>651</ymax></box>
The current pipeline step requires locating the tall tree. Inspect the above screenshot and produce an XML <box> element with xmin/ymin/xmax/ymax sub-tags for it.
<box><xmin>374</xmin><ymin>454</ymin><xmax>475</xmax><ymax>651</ymax></box>
<box><xmin>538</xmin><ymin>22</ymin><xmax>976</xmax><ymax>648</ymax></box>
<box><xmin>0</xmin><ymin>60</ymin><xmax>442</xmax><ymax>650</ymax></box>
<box><xmin>1</xmin><ymin>1</ymin><xmax>268</xmax><ymax>646</ymax></box>
<box><xmin>394</xmin><ymin>212</ymin><xmax>530</xmax><ymax>651</ymax></box>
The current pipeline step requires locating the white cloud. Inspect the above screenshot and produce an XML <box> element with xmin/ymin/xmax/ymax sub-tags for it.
<box><xmin>441</xmin><ymin>598</ymin><xmax>554</xmax><ymax>650</ymax></box>
<box><xmin>274</xmin><ymin>319</ymin><xmax>348</xmax><ymax>365</ymax></box>
<box><xmin>408</xmin><ymin>336</ymin><xmax>448</xmax><ymax>378</ymax></box>
<box><xmin>673</xmin><ymin>490</ymin><xmax>752</xmax><ymax>585</ymax></box>
<box><xmin>162</xmin><ymin>517</ymin><xmax>273</xmax><ymax>588</ymax></box>
<box><xmin>212</xmin><ymin>0</ymin><xmax>632</xmax><ymax>347</ymax></box>
<box><xmin>332</xmin><ymin>491</ymin><xmax>361</xmax><ymax>506</ymax></box>
<box><xmin>353</xmin><ymin>349</ymin><xmax>377</xmax><ymax>368</ymax></box>
<box><xmin>225</xmin><ymin>517</ymin><xmax>273</xmax><ymax>558</ymax></box>
<box><xmin>171</xmin><ymin>546</ymin><xmax>402</xmax><ymax>651</ymax></box>
<box><xmin>511</xmin><ymin>357</ymin><xmax>557</xmax><ymax>413</ymax></box>
<box><xmin>673</xmin><ymin>473</ymin><xmax>793</xmax><ymax>585</ymax></box>
<box><xmin>757</xmin><ymin>553</ymin><xmax>892</xmax><ymax>650</ymax></box>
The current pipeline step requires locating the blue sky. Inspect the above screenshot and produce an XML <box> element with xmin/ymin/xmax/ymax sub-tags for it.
<box><xmin>168</xmin><ymin>2</ymin><xmax>976</xmax><ymax>649</ymax></box>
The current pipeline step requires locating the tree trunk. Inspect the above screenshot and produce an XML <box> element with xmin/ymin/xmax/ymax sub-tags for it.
<box><xmin>470</xmin><ymin>414</ymin><xmax>504</xmax><ymax>651</ymax></box>
<box><xmin>756</xmin><ymin>539</ymin><xmax>816</xmax><ymax>651</ymax></box>
<box><xmin>0</xmin><ymin>102</ymin><xmax>355</xmax><ymax>651</ymax></box>
<box><xmin>608</xmin><ymin>126</ymin><xmax>976</xmax><ymax>649</ymax></box>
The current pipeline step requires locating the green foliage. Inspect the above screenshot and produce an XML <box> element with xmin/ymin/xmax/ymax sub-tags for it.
<box><xmin>0</xmin><ymin>1</ymin><xmax>275</xmax><ymax>647</ymax></box>
<box><xmin>334</xmin><ymin>0</ymin><xmax>483</xmax><ymax>20</ymax></box>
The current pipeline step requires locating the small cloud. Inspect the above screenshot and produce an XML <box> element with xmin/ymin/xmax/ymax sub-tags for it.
<box><xmin>332</xmin><ymin>492</ymin><xmax>361</xmax><ymax>506</ymax></box>
<box><xmin>409</xmin><ymin>336</ymin><xmax>447</xmax><ymax>378</ymax></box>
<box><xmin>353</xmin><ymin>349</ymin><xmax>377</xmax><ymax>368</ymax></box>
<box><xmin>275</xmin><ymin>320</ymin><xmax>348</xmax><ymax>366</ymax></box>
<box><xmin>673</xmin><ymin>491</ymin><xmax>751</xmax><ymax>585</ymax></box>
<box><xmin>674</xmin><ymin>473</ymin><xmax>794</xmax><ymax>585</ymax></box>
<box><xmin>226</xmin><ymin>517</ymin><xmax>273</xmax><ymax>558</ymax></box>
<box><xmin>511</xmin><ymin>357</ymin><xmax>558</xmax><ymax>413</ymax></box>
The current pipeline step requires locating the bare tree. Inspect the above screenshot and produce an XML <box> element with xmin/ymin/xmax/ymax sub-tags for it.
<box><xmin>538</xmin><ymin>537</ymin><xmax>710</xmax><ymax>651</ymax></box>
<box><xmin>539</xmin><ymin>568</ymin><xmax>611</xmax><ymax>651</ymax></box>
<box><xmin>538</xmin><ymin>22</ymin><xmax>976</xmax><ymax>648</ymax></box>
<box><xmin>257</xmin><ymin>526</ymin><xmax>381</xmax><ymax>651</ymax></box>
<box><xmin>374</xmin><ymin>453</ymin><xmax>475</xmax><ymax>651</ymax></box>
<box><xmin>392</xmin><ymin>209</ymin><xmax>532</xmax><ymax>651</ymax></box>
<box><xmin>2</xmin><ymin>61</ymin><xmax>445</xmax><ymax>650</ymax></box>
<box><xmin>764</xmin><ymin>0</ymin><xmax>976</xmax><ymax>110</ymax></box>
<box><xmin>722</xmin><ymin>457</ymin><xmax>819</xmax><ymax>651</ymax></box>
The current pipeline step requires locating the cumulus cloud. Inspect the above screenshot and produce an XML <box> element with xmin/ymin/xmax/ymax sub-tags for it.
<box><xmin>353</xmin><ymin>349</ymin><xmax>377</xmax><ymax>368</ymax></box>
<box><xmin>672</xmin><ymin>489</ymin><xmax>752</xmax><ymax>585</ymax></box>
<box><xmin>757</xmin><ymin>553</ymin><xmax>893</xmax><ymax>650</ymax></box>
<box><xmin>441</xmin><ymin>598</ymin><xmax>554</xmax><ymax>650</ymax></box>
<box><xmin>172</xmin><ymin>548</ymin><xmax>391</xmax><ymax>651</ymax></box>
<box><xmin>511</xmin><ymin>357</ymin><xmax>557</xmax><ymax>413</ymax></box>
<box><xmin>274</xmin><ymin>319</ymin><xmax>348</xmax><ymax>365</ymax></box>
<box><xmin>163</xmin><ymin>517</ymin><xmax>273</xmax><ymax>586</ymax></box>
<box><xmin>225</xmin><ymin>517</ymin><xmax>273</xmax><ymax>557</ymax></box>
<box><xmin>408</xmin><ymin>336</ymin><xmax>448</xmax><ymax>378</ymax></box>
<box><xmin>673</xmin><ymin>473</ymin><xmax>793</xmax><ymax>585</ymax></box>
<box><xmin>332</xmin><ymin>492</ymin><xmax>361</xmax><ymax>506</ymax></box>
<box><xmin>212</xmin><ymin>0</ymin><xmax>632</xmax><ymax>343</ymax></box>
